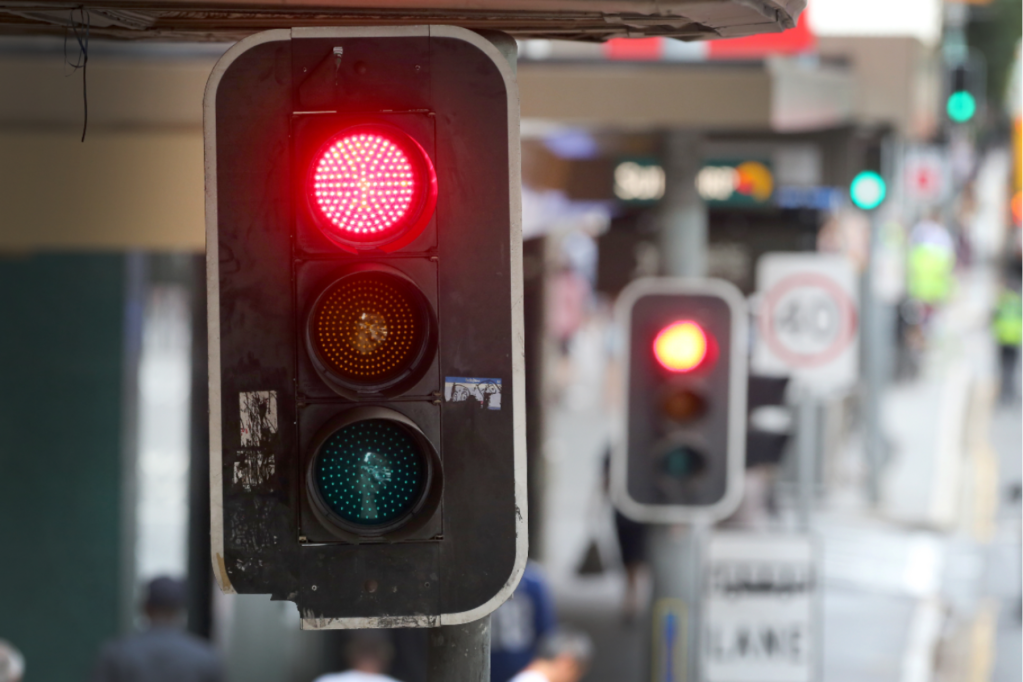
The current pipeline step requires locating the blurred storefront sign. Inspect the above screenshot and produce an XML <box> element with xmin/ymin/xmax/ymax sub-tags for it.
<box><xmin>613</xmin><ymin>158</ymin><xmax>665</xmax><ymax>204</ymax></box>
<box><xmin>775</xmin><ymin>185</ymin><xmax>843</xmax><ymax>210</ymax></box>
<box><xmin>702</xmin><ymin>533</ymin><xmax>818</xmax><ymax>682</ymax></box>
<box><xmin>697</xmin><ymin>160</ymin><xmax>775</xmax><ymax>207</ymax></box>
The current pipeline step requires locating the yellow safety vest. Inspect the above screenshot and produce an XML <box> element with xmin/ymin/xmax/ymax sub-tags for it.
<box><xmin>993</xmin><ymin>290</ymin><xmax>1023</xmax><ymax>347</ymax></box>
<box><xmin>907</xmin><ymin>244</ymin><xmax>955</xmax><ymax>304</ymax></box>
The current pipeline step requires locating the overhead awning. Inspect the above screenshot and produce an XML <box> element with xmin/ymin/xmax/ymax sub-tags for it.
<box><xmin>519</xmin><ymin>58</ymin><xmax>853</xmax><ymax>133</ymax></box>
<box><xmin>0</xmin><ymin>0</ymin><xmax>804</xmax><ymax>42</ymax></box>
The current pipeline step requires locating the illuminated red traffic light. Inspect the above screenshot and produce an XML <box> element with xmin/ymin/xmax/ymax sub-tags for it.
<box><xmin>309</xmin><ymin>125</ymin><xmax>437</xmax><ymax>250</ymax></box>
<box><xmin>653</xmin><ymin>320</ymin><xmax>710</xmax><ymax>372</ymax></box>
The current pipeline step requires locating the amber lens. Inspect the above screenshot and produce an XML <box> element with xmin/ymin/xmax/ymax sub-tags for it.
<box><xmin>661</xmin><ymin>388</ymin><xmax>707</xmax><ymax>423</ymax></box>
<box><xmin>309</xmin><ymin>271</ymin><xmax>432</xmax><ymax>390</ymax></box>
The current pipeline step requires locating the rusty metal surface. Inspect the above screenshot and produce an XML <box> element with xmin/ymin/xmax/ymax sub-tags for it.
<box><xmin>0</xmin><ymin>0</ymin><xmax>804</xmax><ymax>42</ymax></box>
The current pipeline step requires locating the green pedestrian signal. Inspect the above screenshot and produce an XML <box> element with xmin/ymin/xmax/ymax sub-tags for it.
<box><xmin>947</xmin><ymin>91</ymin><xmax>977</xmax><ymax>123</ymax></box>
<box><xmin>849</xmin><ymin>171</ymin><xmax>886</xmax><ymax>211</ymax></box>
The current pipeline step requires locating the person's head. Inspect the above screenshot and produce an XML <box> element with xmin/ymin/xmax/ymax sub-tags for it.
<box><xmin>532</xmin><ymin>629</ymin><xmax>593</xmax><ymax>682</ymax></box>
<box><xmin>344</xmin><ymin>631</ymin><xmax>394</xmax><ymax>674</ymax></box>
<box><xmin>143</xmin><ymin>576</ymin><xmax>187</xmax><ymax>626</ymax></box>
<box><xmin>0</xmin><ymin>640</ymin><xmax>24</xmax><ymax>682</ymax></box>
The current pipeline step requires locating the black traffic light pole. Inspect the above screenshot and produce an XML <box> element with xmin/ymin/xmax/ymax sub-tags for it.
<box><xmin>427</xmin><ymin>617</ymin><xmax>492</xmax><ymax>682</ymax></box>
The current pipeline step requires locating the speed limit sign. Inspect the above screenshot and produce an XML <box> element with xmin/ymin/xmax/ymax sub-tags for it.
<box><xmin>752</xmin><ymin>253</ymin><xmax>858</xmax><ymax>393</ymax></box>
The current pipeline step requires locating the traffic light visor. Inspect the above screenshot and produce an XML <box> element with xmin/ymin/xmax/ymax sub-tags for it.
<box><xmin>309</xmin><ymin>124</ymin><xmax>437</xmax><ymax>249</ymax></box>
<box><xmin>307</xmin><ymin>268</ymin><xmax>435</xmax><ymax>395</ymax></box>
<box><xmin>653</xmin><ymin>321</ymin><xmax>709</xmax><ymax>372</ymax></box>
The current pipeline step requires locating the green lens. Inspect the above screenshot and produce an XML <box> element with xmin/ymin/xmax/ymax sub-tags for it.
<box><xmin>313</xmin><ymin>419</ymin><xmax>426</xmax><ymax>526</ymax></box>
<box><xmin>947</xmin><ymin>91</ymin><xmax>976</xmax><ymax>123</ymax></box>
<box><xmin>662</xmin><ymin>445</ymin><xmax>705</xmax><ymax>479</ymax></box>
<box><xmin>849</xmin><ymin>171</ymin><xmax>886</xmax><ymax>211</ymax></box>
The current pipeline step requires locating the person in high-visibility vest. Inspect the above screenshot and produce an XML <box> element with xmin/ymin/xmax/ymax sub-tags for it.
<box><xmin>908</xmin><ymin>243</ymin><xmax>956</xmax><ymax>305</ymax></box>
<box><xmin>993</xmin><ymin>282</ymin><xmax>1023</xmax><ymax>403</ymax></box>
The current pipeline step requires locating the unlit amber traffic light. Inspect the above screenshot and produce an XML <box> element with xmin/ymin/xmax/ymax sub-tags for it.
<box><xmin>306</xmin><ymin>269</ymin><xmax>435</xmax><ymax>395</ymax></box>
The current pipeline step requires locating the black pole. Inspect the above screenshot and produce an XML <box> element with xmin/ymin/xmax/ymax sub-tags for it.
<box><xmin>427</xmin><ymin>617</ymin><xmax>491</xmax><ymax>682</ymax></box>
<box><xmin>186</xmin><ymin>253</ymin><xmax>213</xmax><ymax>639</ymax></box>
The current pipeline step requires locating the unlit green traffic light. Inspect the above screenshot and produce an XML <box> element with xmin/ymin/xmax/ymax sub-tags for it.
<box><xmin>313</xmin><ymin>420</ymin><xmax>425</xmax><ymax>525</ymax></box>
<box><xmin>849</xmin><ymin>171</ymin><xmax>886</xmax><ymax>211</ymax></box>
<box><xmin>947</xmin><ymin>91</ymin><xmax>976</xmax><ymax>123</ymax></box>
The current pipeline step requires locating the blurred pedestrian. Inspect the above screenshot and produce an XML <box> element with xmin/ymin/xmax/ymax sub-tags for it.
<box><xmin>490</xmin><ymin>561</ymin><xmax>557</xmax><ymax>682</ymax></box>
<box><xmin>908</xmin><ymin>212</ymin><xmax>957</xmax><ymax>314</ymax></box>
<box><xmin>993</xmin><ymin>278</ymin><xmax>1022</xmax><ymax>403</ymax></box>
<box><xmin>0</xmin><ymin>640</ymin><xmax>24</xmax><ymax>682</ymax></box>
<box><xmin>603</xmin><ymin>451</ymin><xmax>646</xmax><ymax>623</ymax></box>
<box><xmin>314</xmin><ymin>632</ymin><xmax>399</xmax><ymax>682</ymax></box>
<box><xmin>508</xmin><ymin>629</ymin><xmax>593</xmax><ymax>682</ymax></box>
<box><xmin>92</xmin><ymin>576</ymin><xmax>221</xmax><ymax>682</ymax></box>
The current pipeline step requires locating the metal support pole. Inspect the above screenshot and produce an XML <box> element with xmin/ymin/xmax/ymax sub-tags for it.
<box><xmin>863</xmin><ymin>212</ymin><xmax>883</xmax><ymax>505</ymax></box>
<box><xmin>427</xmin><ymin>617</ymin><xmax>491</xmax><ymax>682</ymax></box>
<box><xmin>796</xmin><ymin>392</ymin><xmax>817</xmax><ymax>531</ymax></box>
<box><xmin>648</xmin><ymin>130</ymin><xmax>707</xmax><ymax>681</ymax></box>
<box><xmin>649</xmin><ymin>522</ymin><xmax>707</xmax><ymax>681</ymax></box>
<box><xmin>659</xmin><ymin>132</ymin><xmax>707</xmax><ymax>279</ymax></box>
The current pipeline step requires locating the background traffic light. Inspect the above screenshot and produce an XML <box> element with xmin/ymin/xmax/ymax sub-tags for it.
<box><xmin>611</xmin><ymin>279</ymin><xmax>748</xmax><ymax>523</ymax></box>
<box><xmin>205</xmin><ymin>26</ymin><xmax>525</xmax><ymax>628</ymax></box>
<box><xmin>945</xmin><ymin>57</ymin><xmax>985</xmax><ymax>125</ymax></box>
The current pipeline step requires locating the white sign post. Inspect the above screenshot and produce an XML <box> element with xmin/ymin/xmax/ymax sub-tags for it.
<box><xmin>702</xmin><ymin>533</ymin><xmax>818</xmax><ymax>682</ymax></box>
<box><xmin>752</xmin><ymin>253</ymin><xmax>859</xmax><ymax>395</ymax></box>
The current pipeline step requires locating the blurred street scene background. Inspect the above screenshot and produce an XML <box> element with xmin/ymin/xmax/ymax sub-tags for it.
<box><xmin>0</xmin><ymin>0</ymin><xmax>1020</xmax><ymax>680</ymax></box>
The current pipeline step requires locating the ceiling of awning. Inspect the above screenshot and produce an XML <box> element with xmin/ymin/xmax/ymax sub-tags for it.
<box><xmin>0</xmin><ymin>0</ymin><xmax>804</xmax><ymax>42</ymax></box>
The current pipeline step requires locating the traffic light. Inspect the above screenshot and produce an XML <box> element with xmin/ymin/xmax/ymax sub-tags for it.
<box><xmin>944</xmin><ymin>56</ymin><xmax>985</xmax><ymax>125</ymax></box>
<box><xmin>849</xmin><ymin>171</ymin><xmax>886</xmax><ymax>211</ymax></box>
<box><xmin>745</xmin><ymin>375</ymin><xmax>791</xmax><ymax>468</ymax></box>
<box><xmin>205</xmin><ymin>27</ymin><xmax>525</xmax><ymax>628</ymax></box>
<box><xmin>946</xmin><ymin>64</ymin><xmax>977</xmax><ymax>124</ymax></box>
<box><xmin>611</xmin><ymin>278</ymin><xmax>748</xmax><ymax>522</ymax></box>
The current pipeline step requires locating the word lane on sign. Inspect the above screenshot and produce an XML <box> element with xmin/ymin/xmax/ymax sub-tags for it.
<box><xmin>752</xmin><ymin>253</ymin><xmax>859</xmax><ymax>395</ymax></box>
<box><xmin>702</xmin><ymin>533</ymin><xmax>818</xmax><ymax>682</ymax></box>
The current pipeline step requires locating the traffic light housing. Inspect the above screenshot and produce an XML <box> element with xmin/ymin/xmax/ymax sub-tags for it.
<box><xmin>947</xmin><ymin>64</ymin><xmax>976</xmax><ymax>123</ymax></box>
<box><xmin>945</xmin><ymin>57</ymin><xmax>984</xmax><ymax>125</ymax></box>
<box><xmin>612</xmin><ymin>278</ymin><xmax>748</xmax><ymax>523</ymax></box>
<box><xmin>205</xmin><ymin>27</ymin><xmax>525</xmax><ymax>628</ymax></box>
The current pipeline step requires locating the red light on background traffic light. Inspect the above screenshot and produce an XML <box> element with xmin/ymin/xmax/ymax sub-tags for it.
<box><xmin>653</xmin><ymin>321</ymin><xmax>710</xmax><ymax>372</ymax></box>
<box><xmin>309</xmin><ymin>125</ymin><xmax>437</xmax><ymax>250</ymax></box>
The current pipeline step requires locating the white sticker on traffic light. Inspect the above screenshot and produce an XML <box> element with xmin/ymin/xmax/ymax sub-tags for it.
<box><xmin>239</xmin><ymin>391</ymin><xmax>278</xmax><ymax>447</ymax></box>
<box><xmin>444</xmin><ymin>376</ymin><xmax>502</xmax><ymax>410</ymax></box>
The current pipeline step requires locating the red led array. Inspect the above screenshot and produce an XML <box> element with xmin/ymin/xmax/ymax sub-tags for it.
<box><xmin>311</xmin><ymin>132</ymin><xmax>418</xmax><ymax>240</ymax></box>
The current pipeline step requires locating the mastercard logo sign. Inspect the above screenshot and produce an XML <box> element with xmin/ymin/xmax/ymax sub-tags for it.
<box><xmin>696</xmin><ymin>160</ymin><xmax>774</xmax><ymax>204</ymax></box>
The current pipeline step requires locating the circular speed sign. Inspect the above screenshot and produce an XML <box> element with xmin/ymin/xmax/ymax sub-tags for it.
<box><xmin>759</xmin><ymin>272</ymin><xmax>858</xmax><ymax>368</ymax></box>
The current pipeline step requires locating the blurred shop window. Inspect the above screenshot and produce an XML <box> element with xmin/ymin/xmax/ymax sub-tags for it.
<box><xmin>135</xmin><ymin>285</ymin><xmax>192</xmax><ymax>589</ymax></box>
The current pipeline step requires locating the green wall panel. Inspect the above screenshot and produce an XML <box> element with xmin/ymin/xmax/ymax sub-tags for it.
<box><xmin>0</xmin><ymin>254</ymin><xmax>126</xmax><ymax>681</ymax></box>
